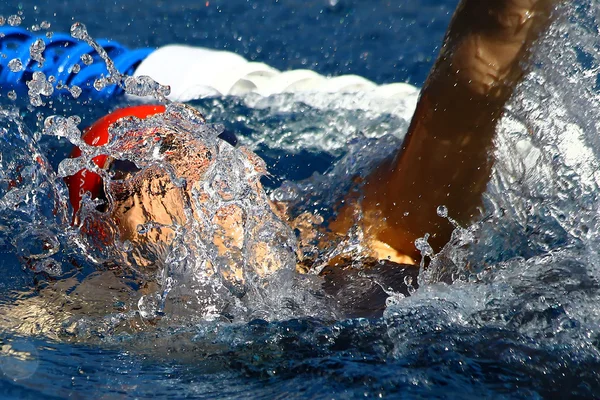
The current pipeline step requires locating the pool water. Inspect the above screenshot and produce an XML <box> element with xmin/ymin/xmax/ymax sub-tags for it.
<box><xmin>3</xmin><ymin>0</ymin><xmax>600</xmax><ymax>398</ymax></box>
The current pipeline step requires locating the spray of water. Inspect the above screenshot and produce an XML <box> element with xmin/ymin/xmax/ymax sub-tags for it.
<box><xmin>4</xmin><ymin>2</ymin><xmax>600</xmax><ymax>357</ymax></box>
<box><xmin>0</xmin><ymin>22</ymin><xmax>348</xmax><ymax>336</ymax></box>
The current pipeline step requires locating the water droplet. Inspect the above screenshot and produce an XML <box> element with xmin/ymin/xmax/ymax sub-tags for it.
<box><xmin>7</xmin><ymin>15</ymin><xmax>21</xmax><ymax>26</ymax></box>
<box><xmin>57</xmin><ymin>157</ymin><xmax>85</xmax><ymax>178</ymax></box>
<box><xmin>124</xmin><ymin>75</ymin><xmax>171</xmax><ymax>98</ymax></box>
<box><xmin>26</xmin><ymin>71</ymin><xmax>53</xmax><ymax>106</ymax></box>
<box><xmin>93</xmin><ymin>78</ymin><xmax>107</xmax><ymax>91</ymax></box>
<box><xmin>70</xmin><ymin>63</ymin><xmax>81</xmax><ymax>74</ymax></box>
<box><xmin>80</xmin><ymin>53</ymin><xmax>93</xmax><ymax>65</ymax></box>
<box><xmin>69</xmin><ymin>85</ymin><xmax>82</xmax><ymax>99</ymax></box>
<box><xmin>43</xmin><ymin>114</ymin><xmax>82</xmax><ymax>143</ymax></box>
<box><xmin>414</xmin><ymin>233</ymin><xmax>433</xmax><ymax>268</ymax></box>
<box><xmin>0</xmin><ymin>339</ymin><xmax>40</xmax><ymax>381</ymax></box>
<box><xmin>122</xmin><ymin>240</ymin><xmax>133</xmax><ymax>252</ymax></box>
<box><xmin>30</xmin><ymin>38</ymin><xmax>46</xmax><ymax>65</ymax></box>
<box><xmin>40</xmin><ymin>21</ymin><xmax>50</xmax><ymax>29</ymax></box>
<box><xmin>7</xmin><ymin>90</ymin><xmax>16</xmax><ymax>100</ymax></box>
<box><xmin>70</xmin><ymin>22</ymin><xmax>88</xmax><ymax>40</ymax></box>
<box><xmin>8</xmin><ymin>58</ymin><xmax>22</xmax><ymax>72</ymax></box>
<box><xmin>437</xmin><ymin>205</ymin><xmax>448</xmax><ymax>218</ymax></box>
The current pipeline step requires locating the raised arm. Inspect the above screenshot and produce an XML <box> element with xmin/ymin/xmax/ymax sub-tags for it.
<box><xmin>355</xmin><ymin>0</ymin><xmax>562</xmax><ymax>262</ymax></box>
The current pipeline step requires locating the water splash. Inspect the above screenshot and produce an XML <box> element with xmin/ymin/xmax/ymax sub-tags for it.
<box><xmin>2</xmin><ymin>4</ymin><xmax>600</xmax><ymax>370</ymax></box>
<box><xmin>382</xmin><ymin>2</ymin><xmax>600</xmax><ymax>360</ymax></box>
<box><xmin>0</xmin><ymin>108</ymin><xmax>73</xmax><ymax>281</ymax></box>
<box><xmin>46</xmin><ymin>102</ymin><xmax>339</xmax><ymax>324</ymax></box>
<box><xmin>3</xmin><ymin>2</ymin><xmax>600</xmax><ymax>398</ymax></box>
<box><xmin>69</xmin><ymin>22</ymin><xmax>170</xmax><ymax>101</ymax></box>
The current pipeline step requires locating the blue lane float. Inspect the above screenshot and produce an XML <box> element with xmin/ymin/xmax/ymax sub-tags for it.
<box><xmin>0</xmin><ymin>26</ymin><xmax>420</xmax><ymax>103</ymax></box>
<box><xmin>0</xmin><ymin>26</ymin><xmax>153</xmax><ymax>98</ymax></box>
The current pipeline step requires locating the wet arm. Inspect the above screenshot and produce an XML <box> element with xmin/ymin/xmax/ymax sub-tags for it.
<box><xmin>360</xmin><ymin>0</ymin><xmax>562</xmax><ymax>261</ymax></box>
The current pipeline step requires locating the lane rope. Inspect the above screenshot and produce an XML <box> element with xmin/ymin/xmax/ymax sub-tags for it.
<box><xmin>0</xmin><ymin>26</ymin><xmax>418</xmax><ymax>101</ymax></box>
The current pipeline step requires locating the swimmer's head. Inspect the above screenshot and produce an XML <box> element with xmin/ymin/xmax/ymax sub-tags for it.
<box><xmin>64</xmin><ymin>104</ymin><xmax>166</xmax><ymax>216</ymax></box>
<box><xmin>65</xmin><ymin>103</ymin><xmax>296</xmax><ymax>287</ymax></box>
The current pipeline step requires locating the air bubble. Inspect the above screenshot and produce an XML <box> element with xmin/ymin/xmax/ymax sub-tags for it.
<box><xmin>137</xmin><ymin>293</ymin><xmax>163</xmax><ymax>320</ymax></box>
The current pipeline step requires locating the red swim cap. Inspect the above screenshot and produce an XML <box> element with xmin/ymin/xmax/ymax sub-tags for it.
<box><xmin>64</xmin><ymin>104</ymin><xmax>166</xmax><ymax>215</ymax></box>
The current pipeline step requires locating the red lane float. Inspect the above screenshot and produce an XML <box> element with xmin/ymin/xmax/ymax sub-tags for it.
<box><xmin>65</xmin><ymin>104</ymin><xmax>166</xmax><ymax>214</ymax></box>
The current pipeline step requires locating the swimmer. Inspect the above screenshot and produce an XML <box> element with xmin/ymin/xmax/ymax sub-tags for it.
<box><xmin>78</xmin><ymin>2</ymin><xmax>557</xmax><ymax>254</ymax></box>
<box><xmin>65</xmin><ymin>0</ymin><xmax>561</xmax><ymax>306</ymax></box>
<box><xmin>1</xmin><ymin>0</ymin><xmax>564</xmax><ymax>333</ymax></box>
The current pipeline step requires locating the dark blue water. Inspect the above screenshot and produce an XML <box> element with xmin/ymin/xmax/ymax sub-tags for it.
<box><xmin>3</xmin><ymin>0</ymin><xmax>600</xmax><ymax>399</ymax></box>
<box><xmin>0</xmin><ymin>0</ymin><xmax>455</xmax><ymax>86</ymax></box>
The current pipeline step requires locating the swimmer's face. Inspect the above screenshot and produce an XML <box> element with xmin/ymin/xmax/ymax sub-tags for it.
<box><xmin>104</xmin><ymin>119</ymin><xmax>271</xmax><ymax>274</ymax></box>
<box><xmin>104</xmin><ymin>125</ymin><xmax>207</xmax><ymax>266</ymax></box>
